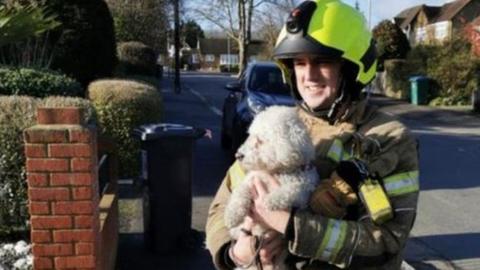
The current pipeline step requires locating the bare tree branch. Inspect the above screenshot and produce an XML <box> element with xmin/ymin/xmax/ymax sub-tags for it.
<box><xmin>190</xmin><ymin>0</ymin><xmax>294</xmax><ymax>74</ymax></box>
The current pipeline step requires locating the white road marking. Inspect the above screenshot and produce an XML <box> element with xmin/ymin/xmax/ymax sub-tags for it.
<box><xmin>184</xmin><ymin>85</ymin><xmax>223</xmax><ymax>117</ymax></box>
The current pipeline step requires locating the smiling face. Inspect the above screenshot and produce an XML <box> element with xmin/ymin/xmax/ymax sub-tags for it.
<box><xmin>293</xmin><ymin>55</ymin><xmax>342</xmax><ymax>110</ymax></box>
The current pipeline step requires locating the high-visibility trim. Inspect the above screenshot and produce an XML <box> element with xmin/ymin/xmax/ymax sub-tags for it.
<box><xmin>330</xmin><ymin>220</ymin><xmax>348</xmax><ymax>262</ymax></box>
<box><xmin>315</xmin><ymin>219</ymin><xmax>348</xmax><ymax>261</ymax></box>
<box><xmin>228</xmin><ymin>160</ymin><xmax>246</xmax><ymax>190</ymax></box>
<box><xmin>327</xmin><ymin>139</ymin><xmax>343</xmax><ymax>162</ymax></box>
<box><xmin>327</xmin><ymin>139</ymin><xmax>351</xmax><ymax>162</ymax></box>
<box><xmin>383</xmin><ymin>171</ymin><xmax>419</xmax><ymax>197</ymax></box>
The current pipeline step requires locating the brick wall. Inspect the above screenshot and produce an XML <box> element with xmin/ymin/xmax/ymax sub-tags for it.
<box><xmin>24</xmin><ymin>108</ymin><xmax>101</xmax><ymax>270</ymax></box>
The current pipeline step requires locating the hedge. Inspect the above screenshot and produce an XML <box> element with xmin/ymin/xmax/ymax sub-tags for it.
<box><xmin>42</xmin><ymin>0</ymin><xmax>117</xmax><ymax>89</ymax></box>
<box><xmin>117</xmin><ymin>41</ymin><xmax>156</xmax><ymax>76</ymax></box>
<box><xmin>383</xmin><ymin>36</ymin><xmax>480</xmax><ymax>105</ymax></box>
<box><xmin>0</xmin><ymin>66</ymin><xmax>82</xmax><ymax>97</ymax></box>
<box><xmin>88</xmin><ymin>79</ymin><xmax>163</xmax><ymax>178</ymax></box>
<box><xmin>383</xmin><ymin>59</ymin><xmax>411</xmax><ymax>99</ymax></box>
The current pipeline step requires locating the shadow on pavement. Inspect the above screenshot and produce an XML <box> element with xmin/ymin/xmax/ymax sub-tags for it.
<box><xmin>416</xmin><ymin>133</ymin><xmax>480</xmax><ymax>190</ymax></box>
<box><xmin>116</xmin><ymin>230</ymin><xmax>215</xmax><ymax>270</ymax></box>
<box><xmin>411</xmin><ymin>233</ymin><xmax>480</xmax><ymax>260</ymax></box>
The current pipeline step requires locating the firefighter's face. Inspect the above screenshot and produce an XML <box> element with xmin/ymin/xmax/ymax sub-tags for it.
<box><xmin>293</xmin><ymin>55</ymin><xmax>342</xmax><ymax>109</ymax></box>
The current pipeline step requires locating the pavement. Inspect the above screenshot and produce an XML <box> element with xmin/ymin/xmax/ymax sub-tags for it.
<box><xmin>114</xmin><ymin>74</ymin><xmax>480</xmax><ymax>270</ymax></box>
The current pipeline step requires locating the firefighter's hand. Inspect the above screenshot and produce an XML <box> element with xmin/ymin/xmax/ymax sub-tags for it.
<box><xmin>230</xmin><ymin>217</ymin><xmax>256</xmax><ymax>266</ymax></box>
<box><xmin>309</xmin><ymin>171</ymin><xmax>358</xmax><ymax>218</ymax></box>
<box><xmin>250</xmin><ymin>174</ymin><xmax>291</xmax><ymax>234</ymax></box>
<box><xmin>259</xmin><ymin>230</ymin><xmax>285</xmax><ymax>265</ymax></box>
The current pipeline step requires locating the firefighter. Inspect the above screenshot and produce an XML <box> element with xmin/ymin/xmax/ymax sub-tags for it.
<box><xmin>206</xmin><ymin>0</ymin><xmax>419</xmax><ymax>269</ymax></box>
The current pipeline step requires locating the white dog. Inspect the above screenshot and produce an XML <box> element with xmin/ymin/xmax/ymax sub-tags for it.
<box><xmin>224</xmin><ymin>106</ymin><xmax>319</xmax><ymax>270</ymax></box>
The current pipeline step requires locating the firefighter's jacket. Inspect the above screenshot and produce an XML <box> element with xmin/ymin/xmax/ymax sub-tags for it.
<box><xmin>205</xmin><ymin>100</ymin><xmax>420</xmax><ymax>270</ymax></box>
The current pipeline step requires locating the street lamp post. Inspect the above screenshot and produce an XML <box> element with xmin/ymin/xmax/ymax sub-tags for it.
<box><xmin>227</xmin><ymin>36</ymin><xmax>231</xmax><ymax>72</ymax></box>
<box><xmin>368</xmin><ymin>0</ymin><xmax>372</xmax><ymax>29</ymax></box>
<box><xmin>174</xmin><ymin>0</ymin><xmax>181</xmax><ymax>93</ymax></box>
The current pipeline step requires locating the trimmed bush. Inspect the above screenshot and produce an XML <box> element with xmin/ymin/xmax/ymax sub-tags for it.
<box><xmin>0</xmin><ymin>96</ymin><xmax>37</xmax><ymax>237</ymax></box>
<box><xmin>0</xmin><ymin>95</ymin><xmax>94</xmax><ymax>239</ymax></box>
<box><xmin>425</xmin><ymin>37</ymin><xmax>480</xmax><ymax>106</ymax></box>
<box><xmin>372</xmin><ymin>20</ymin><xmax>410</xmax><ymax>70</ymax></box>
<box><xmin>41</xmin><ymin>0</ymin><xmax>117</xmax><ymax>89</ymax></box>
<box><xmin>383</xmin><ymin>59</ymin><xmax>411</xmax><ymax>99</ymax></box>
<box><xmin>108</xmin><ymin>0</ymin><xmax>169</xmax><ymax>53</ymax></box>
<box><xmin>88</xmin><ymin>79</ymin><xmax>163</xmax><ymax>178</ymax></box>
<box><xmin>383</xmin><ymin>36</ymin><xmax>480</xmax><ymax>105</ymax></box>
<box><xmin>0</xmin><ymin>66</ymin><xmax>82</xmax><ymax>97</ymax></box>
<box><xmin>123</xmin><ymin>75</ymin><xmax>160</xmax><ymax>89</ymax></box>
<box><xmin>117</xmin><ymin>41</ymin><xmax>156</xmax><ymax>76</ymax></box>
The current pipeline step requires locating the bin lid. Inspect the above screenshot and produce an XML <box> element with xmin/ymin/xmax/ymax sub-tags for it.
<box><xmin>133</xmin><ymin>123</ymin><xmax>206</xmax><ymax>141</ymax></box>
<box><xmin>409</xmin><ymin>76</ymin><xmax>428</xmax><ymax>82</ymax></box>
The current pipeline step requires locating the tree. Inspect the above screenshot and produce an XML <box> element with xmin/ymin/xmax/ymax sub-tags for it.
<box><xmin>253</xmin><ymin>1</ymin><xmax>296</xmax><ymax>60</ymax></box>
<box><xmin>43</xmin><ymin>0</ymin><xmax>117</xmax><ymax>89</ymax></box>
<box><xmin>0</xmin><ymin>3</ymin><xmax>61</xmax><ymax>68</ymax></box>
<box><xmin>0</xmin><ymin>4</ymin><xmax>60</xmax><ymax>47</ymax></box>
<box><xmin>373</xmin><ymin>20</ymin><xmax>410</xmax><ymax>68</ymax></box>
<box><xmin>181</xmin><ymin>19</ymin><xmax>204</xmax><ymax>48</ymax></box>
<box><xmin>107</xmin><ymin>0</ymin><xmax>170</xmax><ymax>54</ymax></box>
<box><xmin>193</xmin><ymin>0</ymin><xmax>262</xmax><ymax>75</ymax></box>
<box><xmin>193</xmin><ymin>0</ymin><xmax>294</xmax><ymax>74</ymax></box>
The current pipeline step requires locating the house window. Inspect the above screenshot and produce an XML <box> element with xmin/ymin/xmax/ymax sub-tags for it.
<box><xmin>416</xmin><ymin>27</ymin><xmax>427</xmax><ymax>43</ymax></box>
<box><xmin>434</xmin><ymin>21</ymin><xmax>450</xmax><ymax>40</ymax></box>
<box><xmin>205</xmin><ymin>54</ymin><xmax>215</xmax><ymax>62</ymax></box>
<box><xmin>220</xmin><ymin>54</ymin><xmax>239</xmax><ymax>65</ymax></box>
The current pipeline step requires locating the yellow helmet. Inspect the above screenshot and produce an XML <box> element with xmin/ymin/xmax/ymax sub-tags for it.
<box><xmin>274</xmin><ymin>0</ymin><xmax>377</xmax><ymax>92</ymax></box>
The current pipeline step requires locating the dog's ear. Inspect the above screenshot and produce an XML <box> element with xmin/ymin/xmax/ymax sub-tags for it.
<box><xmin>282</xmin><ymin>115</ymin><xmax>315</xmax><ymax>164</ymax></box>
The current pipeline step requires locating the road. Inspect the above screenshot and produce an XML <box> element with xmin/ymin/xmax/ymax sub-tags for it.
<box><xmin>373</xmin><ymin>98</ymin><xmax>480</xmax><ymax>270</ymax></box>
<box><xmin>117</xmin><ymin>72</ymin><xmax>480</xmax><ymax>270</ymax></box>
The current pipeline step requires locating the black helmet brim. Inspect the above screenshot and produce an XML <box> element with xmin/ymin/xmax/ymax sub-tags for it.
<box><xmin>274</xmin><ymin>34</ymin><xmax>344</xmax><ymax>60</ymax></box>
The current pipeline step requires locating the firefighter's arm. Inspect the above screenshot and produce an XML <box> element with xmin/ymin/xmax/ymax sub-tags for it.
<box><xmin>206</xmin><ymin>162</ymin><xmax>261</xmax><ymax>269</ymax></box>
<box><xmin>205</xmin><ymin>173</ymin><xmax>235</xmax><ymax>270</ymax></box>
<box><xmin>286</xmin><ymin>128</ymin><xmax>419</xmax><ymax>267</ymax></box>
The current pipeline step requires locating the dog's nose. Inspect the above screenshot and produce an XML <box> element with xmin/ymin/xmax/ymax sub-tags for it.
<box><xmin>235</xmin><ymin>152</ymin><xmax>244</xmax><ymax>160</ymax></box>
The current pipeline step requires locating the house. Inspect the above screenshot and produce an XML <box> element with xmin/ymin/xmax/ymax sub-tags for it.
<box><xmin>166</xmin><ymin>41</ymin><xmax>201</xmax><ymax>70</ymax></box>
<box><xmin>196</xmin><ymin>38</ymin><xmax>265</xmax><ymax>71</ymax></box>
<box><xmin>394</xmin><ymin>0</ymin><xmax>480</xmax><ymax>45</ymax></box>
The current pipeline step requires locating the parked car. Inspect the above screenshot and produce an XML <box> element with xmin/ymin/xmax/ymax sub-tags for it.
<box><xmin>221</xmin><ymin>61</ymin><xmax>295</xmax><ymax>153</ymax></box>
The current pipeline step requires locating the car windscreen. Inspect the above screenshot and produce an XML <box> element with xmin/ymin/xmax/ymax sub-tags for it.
<box><xmin>248</xmin><ymin>66</ymin><xmax>290</xmax><ymax>95</ymax></box>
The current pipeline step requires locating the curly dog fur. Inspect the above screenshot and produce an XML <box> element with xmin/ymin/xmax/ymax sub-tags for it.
<box><xmin>224</xmin><ymin>106</ymin><xmax>319</xmax><ymax>270</ymax></box>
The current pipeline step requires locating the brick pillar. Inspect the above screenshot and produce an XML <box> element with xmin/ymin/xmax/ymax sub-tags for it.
<box><xmin>24</xmin><ymin>108</ymin><xmax>100</xmax><ymax>270</ymax></box>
